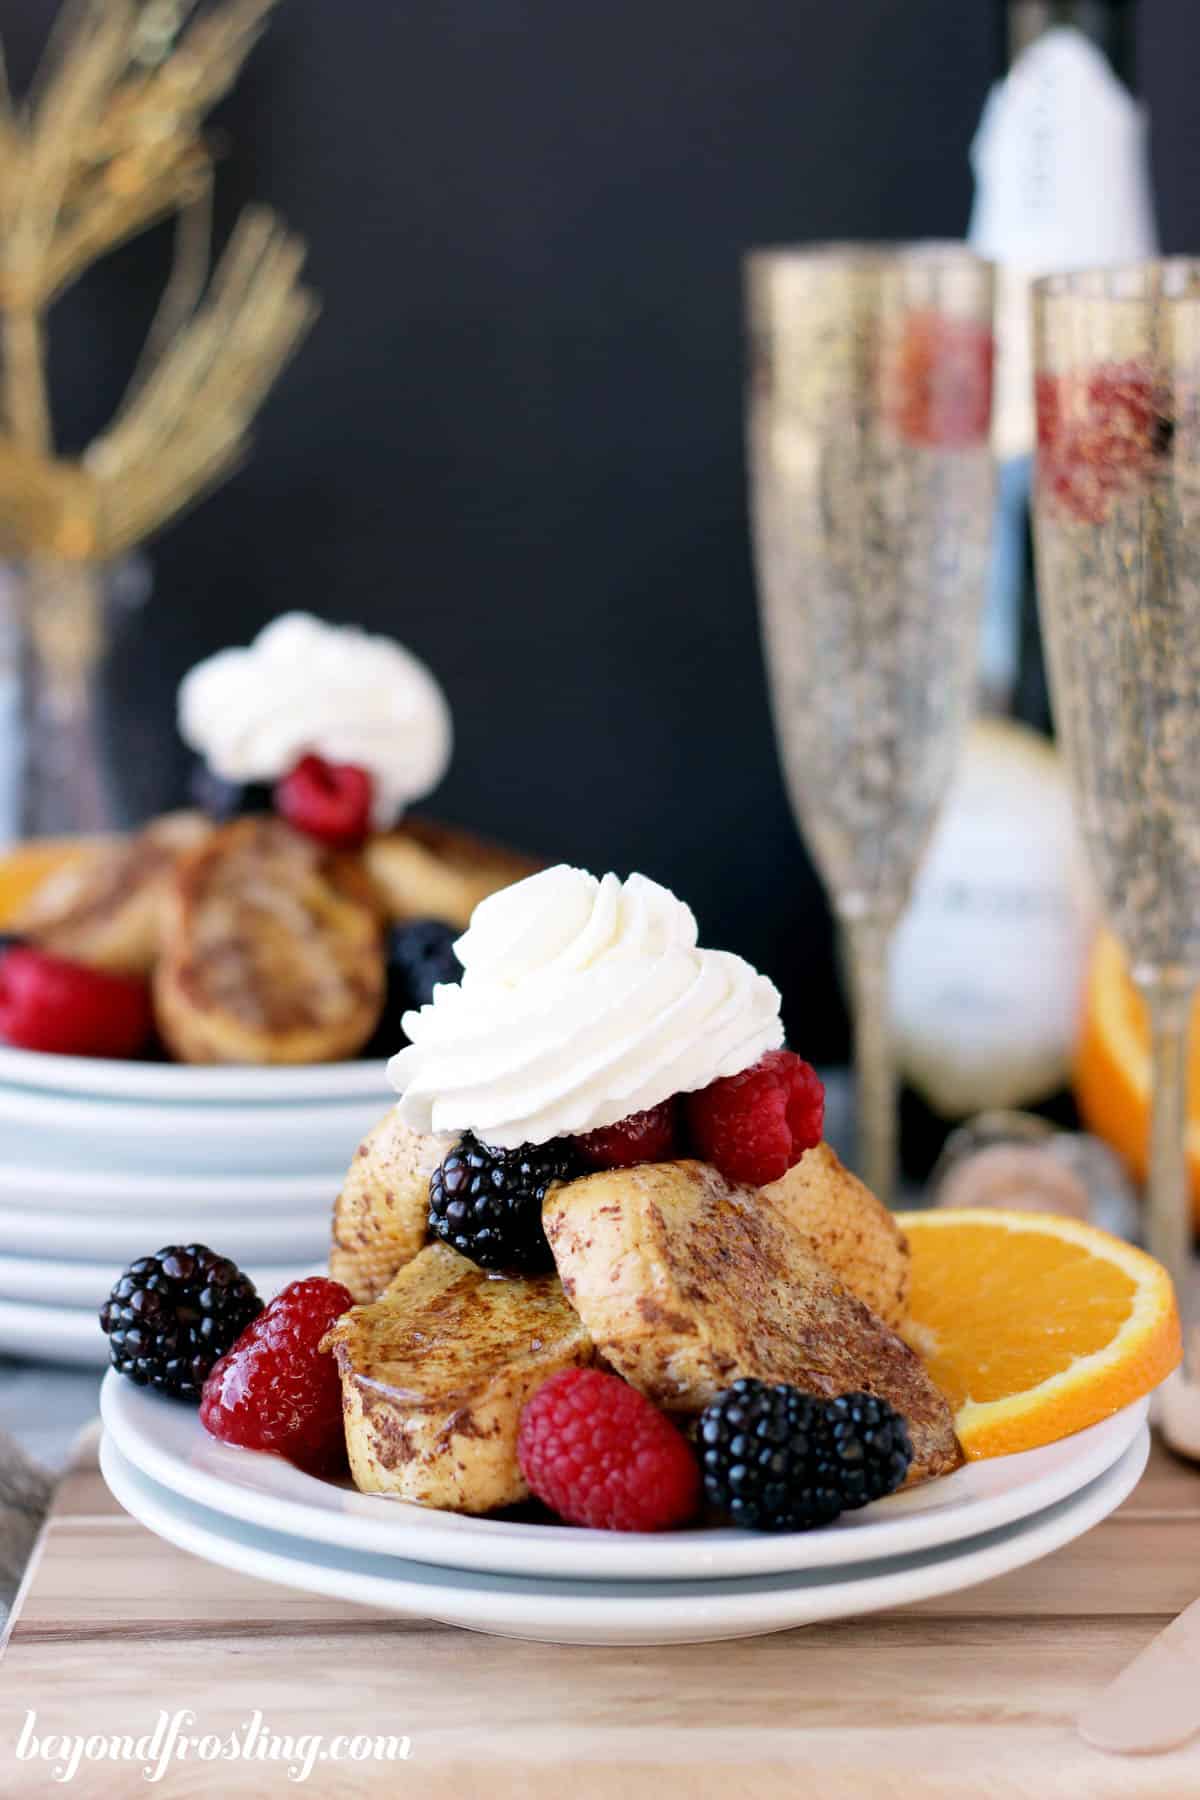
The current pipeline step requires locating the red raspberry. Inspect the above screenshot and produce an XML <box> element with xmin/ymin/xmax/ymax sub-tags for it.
<box><xmin>574</xmin><ymin>1098</ymin><xmax>679</xmax><ymax>1169</ymax></box>
<box><xmin>685</xmin><ymin>1049</ymin><xmax>824</xmax><ymax>1188</ymax></box>
<box><xmin>886</xmin><ymin>310</ymin><xmax>993</xmax><ymax>449</ymax></box>
<box><xmin>1036</xmin><ymin>363</ymin><xmax>1171</xmax><ymax>524</ymax></box>
<box><xmin>518</xmin><ymin>1368</ymin><xmax>700</xmax><ymax>1532</ymax></box>
<box><xmin>274</xmin><ymin>754</ymin><xmax>373</xmax><ymax>848</ymax></box>
<box><xmin>200</xmin><ymin>1277</ymin><xmax>353</xmax><ymax>1477</ymax></box>
<box><xmin>0</xmin><ymin>945</ymin><xmax>153</xmax><ymax>1057</ymax></box>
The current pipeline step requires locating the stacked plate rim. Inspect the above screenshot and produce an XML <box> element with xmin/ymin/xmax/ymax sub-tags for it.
<box><xmin>0</xmin><ymin>1045</ymin><xmax>394</xmax><ymax>1365</ymax></box>
<box><xmin>99</xmin><ymin>1376</ymin><xmax>1152</xmax><ymax>1645</ymax></box>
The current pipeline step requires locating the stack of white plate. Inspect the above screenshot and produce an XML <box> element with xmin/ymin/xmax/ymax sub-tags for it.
<box><xmin>100</xmin><ymin>1375</ymin><xmax>1152</xmax><ymax>1646</ymax></box>
<box><xmin>0</xmin><ymin>1045</ymin><xmax>394</xmax><ymax>1365</ymax></box>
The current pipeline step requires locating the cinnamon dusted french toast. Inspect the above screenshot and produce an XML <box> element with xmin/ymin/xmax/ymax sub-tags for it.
<box><xmin>155</xmin><ymin>817</ymin><xmax>386</xmax><ymax>1064</ymax></box>
<box><xmin>760</xmin><ymin>1143</ymin><xmax>910</xmax><ymax>1330</ymax></box>
<box><xmin>322</xmin><ymin>1241</ymin><xmax>594</xmax><ymax>1511</ymax></box>
<box><xmin>330</xmin><ymin>1108</ymin><xmax>449</xmax><ymax>1303</ymax></box>
<box><xmin>543</xmin><ymin>1159</ymin><xmax>961</xmax><ymax>1487</ymax></box>
<box><xmin>12</xmin><ymin>811</ymin><xmax>213</xmax><ymax>976</ymax></box>
<box><xmin>365</xmin><ymin>814</ymin><xmax>542</xmax><ymax>929</ymax></box>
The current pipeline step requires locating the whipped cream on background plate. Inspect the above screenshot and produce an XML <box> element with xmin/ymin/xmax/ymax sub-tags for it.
<box><xmin>178</xmin><ymin>612</ymin><xmax>452</xmax><ymax>828</ymax></box>
<box><xmin>391</xmin><ymin>865</ymin><xmax>784</xmax><ymax>1148</ymax></box>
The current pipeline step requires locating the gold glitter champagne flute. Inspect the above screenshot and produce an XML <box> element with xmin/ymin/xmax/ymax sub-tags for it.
<box><xmin>1033</xmin><ymin>262</ymin><xmax>1200</xmax><ymax>1302</ymax></box>
<box><xmin>746</xmin><ymin>244</ymin><xmax>995</xmax><ymax>1204</ymax></box>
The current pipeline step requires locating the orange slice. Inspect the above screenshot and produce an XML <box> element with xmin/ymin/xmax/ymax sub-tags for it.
<box><xmin>1075</xmin><ymin>928</ymin><xmax>1200</xmax><ymax>1228</ymax></box>
<box><xmin>0</xmin><ymin>839</ymin><xmax>93</xmax><ymax>926</ymax></box>
<box><xmin>897</xmin><ymin>1208</ymin><xmax>1180</xmax><ymax>1459</ymax></box>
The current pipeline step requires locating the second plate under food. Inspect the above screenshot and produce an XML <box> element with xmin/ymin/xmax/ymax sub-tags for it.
<box><xmin>99</xmin><ymin>1430</ymin><xmax>1151</xmax><ymax>1646</ymax></box>
<box><xmin>0</xmin><ymin>1042</ymin><xmax>394</xmax><ymax>1105</ymax></box>
<box><xmin>102</xmin><ymin>1373</ymin><xmax>1149</xmax><ymax>1583</ymax></box>
<box><xmin>0</xmin><ymin>1083</ymin><xmax>385</xmax><ymax>1174</ymax></box>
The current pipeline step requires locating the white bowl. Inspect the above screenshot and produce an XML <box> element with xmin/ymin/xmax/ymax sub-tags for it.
<box><xmin>0</xmin><ymin>1206</ymin><xmax>333</xmax><ymax>1266</ymax></box>
<box><xmin>0</xmin><ymin>1082</ymin><xmax>386</xmax><ymax>1174</ymax></box>
<box><xmin>0</xmin><ymin>1041</ymin><xmax>394</xmax><ymax>1106</ymax></box>
<box><xmin>0</xmin><ymin>1258</ymin><xmax>322</xmax><ymax>1366</ymax></box>
<box><xmin>0</xmin><ymin>1160</ymin><xmax>337</xmax><ymax>1216</ymax></box>
<box><xmin>0</xmin><ymin>1253</ymin><xmax>321</xmax><ymax>1309</ymax></box>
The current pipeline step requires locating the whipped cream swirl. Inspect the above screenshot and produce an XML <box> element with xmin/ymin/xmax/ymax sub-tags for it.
<box><xmin>390</xmin><ymin>865</ymin><xmax>784</xmax><ymax>1148</ymax></box>
<box><xmin>178</xmin><ymin>612</ymin><xmax>452</xmax><ymax>828</ymax></box>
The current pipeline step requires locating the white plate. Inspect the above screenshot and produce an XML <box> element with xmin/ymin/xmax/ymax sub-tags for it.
<box><xmin>0</xmin><ymin>1084</ymin><xmax>384</xmax><ymax>1174</ymax></box>
<box><xmin>0</xmin><ymin>1159</ymin><xmax>337</xmax><ymax>1217</ymax></box>
<box><xmin>0</xmin><ymin>1042</ymin><xmax>393</xmax><ymax>1106</ymax></box>
<box><xmin>0</xmin><ymin>1253</ymin><xmax>322</xmax><ymax>1309</ymax></box>
<box><xmin>0</xmin><ymin>1299</ymin><xmax>111</xmax><ymax>1365</ymax></box>
<box><xmin>97</xmin><ymin>1429</ymin><xmax>1150</xmax><ymax>1645</ymax></box>
<box><xmin>0</xmin><ymin>1263</ymin><xmax>324</xmax><ymax>1366</ymax></box>
<box><xmin>101</xmin><ymin>1370</ymin><xmax>1150</xmax><ymax>1582</ymax></box>
<box><xmin>0</xmin><ymin>1204</ymin><xmax>332</xmax><ymax>1265</ymax></box>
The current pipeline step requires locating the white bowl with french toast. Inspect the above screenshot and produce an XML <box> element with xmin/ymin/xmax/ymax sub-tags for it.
<box><xmin>91</xmin><ymin>861</ymin><xmax>1181</xmax><ymax>1630</ymax></box>
<box><xmin>0</xmin><ymin>616</ymin><xmax>552</xmax><ymax>1364</ymax></box>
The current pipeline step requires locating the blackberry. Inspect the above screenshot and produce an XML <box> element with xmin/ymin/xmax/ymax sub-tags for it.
<box><xmin>428</xmin><ymin>1133</ymin><xmax>582</xmax><ymax>1272</ymax></box>
<box><xmin>188</xmin><ymin>760</ymin><xmax>273</xmax><ymax>822</ymax></box>
<box><xmin>389</xmin><ymin>920</ymin><xmax>461</xmax><ymax>1009</ymax></box>
<box><xmin>369</xmin><ymin>919</ymin><xmax>463</xmax><ymax>1054</ymax></box>
<box><xmin>698</xmin><ymin>1380</ymin><xmax>913</xmax><ymax>1532</ymax></box>
<box><xmin>100</xmin><ymin>1245</ymin><xmax>262</xmax><ymax>1400</ymax></box>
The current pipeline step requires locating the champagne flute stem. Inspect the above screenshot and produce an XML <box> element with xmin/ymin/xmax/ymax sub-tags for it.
<box><xmin>844</xmin><ymin>912</ymin><xmax>897</xmax><ymax>1207</ymax></box>
<box><xmin>1139</xmin><ymin>974</ymin><xmax>1194</xmax><ymax>1303</ymax></box>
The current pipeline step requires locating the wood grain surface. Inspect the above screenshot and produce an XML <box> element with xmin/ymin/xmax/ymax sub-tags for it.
<box><xmin>2</xmin><ymin>1426</ymin><xmax>1200</xmax><ymax>1796</ymax></box>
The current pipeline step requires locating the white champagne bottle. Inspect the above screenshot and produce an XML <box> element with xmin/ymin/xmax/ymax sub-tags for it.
<box><xmin>969</xmin><ymin>0</ymin><xmax>1157</xmax><ymax>719</ymax></box>
<box><xmin>891</xmin><ymin>720</ymin><xmax>1096</xmax><ymax>1119</ymax></box>
<box><xmin>889</xmin><ymin>5</ymin><xmax>1157</xmax><ymax>1150</ymax></box>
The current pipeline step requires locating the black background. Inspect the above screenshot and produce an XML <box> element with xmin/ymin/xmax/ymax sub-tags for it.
<box><xmin>7</xmin><ymin>0</ymin><xmax>1200</xmax><ymax>1056</ymax></box>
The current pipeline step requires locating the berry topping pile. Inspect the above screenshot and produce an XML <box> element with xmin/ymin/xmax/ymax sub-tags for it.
<box><xmin>200</xmin><ymin>1277</ymin><xmax>354</xmax><ymax>1477</ymax></box>
<box><xmin>684</xmin><ymin>1049</ymin><xmax>824</xmax><ymax>1187</ymax></box>
<box><xmin>100</xmin><ymin>1246</ymin><xmax>262</xmax><ymax>1400</ymax></box>
<box><xmin>698</xmin><ymin>1379</ymin><xmax>913</xmax><ymax>1531</ymax></box>
<box><xmin>429</xmin><ymin>1051</ymin><xmax>825</xmax><ymax>1277</ymax></box>
<box><xmin>1036</xmin><ymin>362</ymin><xmax>1173</xmax><ymax>525</ymax></box>
<box><xmin>575</xmin><ymin>1097</ymin><xmax>680</xmax><ymax>1169</ymax></box>
<box><xmin>0</xmin><ymin>943</ymin><xmax>154</xmax><ymax>1058</ymax></box>
<box><xmin>518</xmin><ymin>1367</ymin><xmax>701</xmax><ymax>1532</ymax></box>
<box><xmin>428</xmin><ymin>1133</ymin><xmax>582</xmax><ymax>1272</ymax></box>
<box><xmin>886</xmin><ymin>311</ymin><xmax>994</xmax><ymax>450</ymax></box>
<box><xmin>274</xmin><ymin>753</ymin><xmax>373</xmax><ymax>848</ymax></box>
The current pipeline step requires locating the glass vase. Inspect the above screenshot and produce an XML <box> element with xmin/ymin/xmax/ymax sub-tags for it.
<box><xmin>0</xmin><ymin>554</ymin><xmax>151</xmax><ymax>844</ymax></box>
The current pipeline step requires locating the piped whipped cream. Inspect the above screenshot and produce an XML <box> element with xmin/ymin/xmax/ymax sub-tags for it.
<box><xmin>390</xmin><ymin>865</ymin><xmax>784</xmax><ymax>1148</ymax></box>
<box><xmin>178</xmin><ymin>612</ymin><xmax>452</xmax><ymax>828</ymax></box>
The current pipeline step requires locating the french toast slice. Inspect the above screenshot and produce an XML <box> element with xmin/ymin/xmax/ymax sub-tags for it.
<box><xmin>12</xmin><ymin>811</ymin><xmax>213</xmax><ymax>976</ymax></box>
<box><xmin>759</xmin><ymin>1143</ymin><xmax>910</xmax><ymax>1329</ymax></box>
<box><xmin>364</xmin><ymin>814</ymin><xmax>541</xmax><ymax>929</ymax></box>
<box><xmin>323</xmin><ymin>1242</ymin><xmax>594</xmax><ymax>1512</ymax></box>
<box><xmin>154</xmin><ymin>817</ymin><xmax>386</xmax><ymax>1064</ymax></box>
<box><xmin>329</xmin><ymin>1108</ymin><xmax>449</xmax><ymax>1303</ymax></box>
<box><xmin>544</xmin><ymin>1160</ymin><xmax>961</xmax><ymax>1487</ymax></box>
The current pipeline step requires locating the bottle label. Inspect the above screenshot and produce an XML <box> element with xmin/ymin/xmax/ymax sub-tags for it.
<box><xmin>889</xmin><ymin>721</ymin><xmax>1097</xmax><ymax>1116</ymax></box>
<box><xmin>968</xmin><ymin>26</ymin><xmax>1157</xmax><ymax>459</ymax></box>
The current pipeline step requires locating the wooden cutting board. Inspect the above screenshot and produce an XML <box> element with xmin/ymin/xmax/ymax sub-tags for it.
<box><xmin>2</xmin><ymin>1426</ymin><xmax>1200</xmax><ymax>1797</ymax></box>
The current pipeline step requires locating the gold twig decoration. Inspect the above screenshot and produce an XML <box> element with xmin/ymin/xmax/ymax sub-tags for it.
<box><xmin>0</xmin><ymin>0</ymin><xmax>315</xmax><ymax>560</ymax></box>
